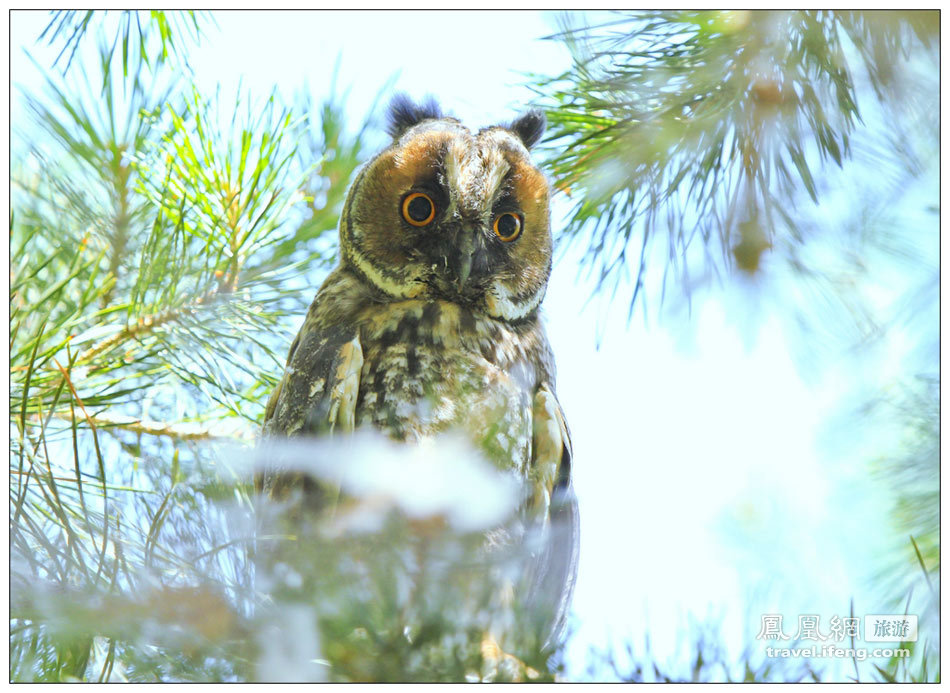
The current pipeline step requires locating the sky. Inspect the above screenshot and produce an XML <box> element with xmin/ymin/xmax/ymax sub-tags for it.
<box><xmin>9</xmin><ymin>10</ymin><xmax>937</xmax><ymax>681</ymax></box>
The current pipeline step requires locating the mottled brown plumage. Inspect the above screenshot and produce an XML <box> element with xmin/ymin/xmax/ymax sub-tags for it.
<box><xmin>261</xmin><ymin>96</ymin><xmax>578</xmax><ymax>647</ymax></box>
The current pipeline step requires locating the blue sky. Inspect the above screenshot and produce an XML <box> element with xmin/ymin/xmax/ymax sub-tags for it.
<box><xmin>10</xmin><ymin>10</ymin><xmax>937</xmax><ymax>680</ymax></box>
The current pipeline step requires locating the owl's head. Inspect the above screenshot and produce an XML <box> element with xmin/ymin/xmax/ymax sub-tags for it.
<box><xmin>338</xmin><ymin>95</ymin><xmax>552</xmax><ymax>323</ymax></box>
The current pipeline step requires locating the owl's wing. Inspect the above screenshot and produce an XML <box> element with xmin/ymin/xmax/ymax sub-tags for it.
<box><xmin>264</xmin><ymin>323</ymin><xmax>363</xmax><ymax>436</ymax></box>
<box><xmin>258</xmin><ymin>322</ymin><xmax>363</xmax><ymax>498</ymax></box>
<box><xmin>528</xmin><ymin>384</ymin><xmax>580</xmax><ymax>651</ymax></box>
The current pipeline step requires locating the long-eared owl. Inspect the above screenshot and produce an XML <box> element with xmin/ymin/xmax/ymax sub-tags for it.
<box><xmin>261</xmin><ymin>95</ymin><xmax>578</xmax><ymax>646</ymax></box>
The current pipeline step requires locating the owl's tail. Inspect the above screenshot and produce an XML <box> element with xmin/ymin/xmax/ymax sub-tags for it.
<box><xmin>525</xmin><ymin>481</ymin><xmax>580</xmax><ymax>654</ymax></box>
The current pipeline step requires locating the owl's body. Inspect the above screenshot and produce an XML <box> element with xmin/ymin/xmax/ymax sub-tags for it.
<box><xmin>262</xmin><ymin>97</ymin><xmax>577</xmax><ymax>647</ymax></box>
<box><xmin>265</xmin><ymin>268</ymin><xmax>555</xmax><ymax>470</ymax></box>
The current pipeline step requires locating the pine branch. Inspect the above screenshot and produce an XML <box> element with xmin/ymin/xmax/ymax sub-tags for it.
<box><xmin>535</xmin><ymin>10</ymin><xmax>938</xmax><ymax>313</ymax></box>
<box><xmin>76</xmin><ymin>283</ymin><xmax>225</xmax><ymax>365</ymax></box>
<box><xmin>29</xmin><ymin>411</ymin><xmax>256</xmax><ymax>442</ymax></box>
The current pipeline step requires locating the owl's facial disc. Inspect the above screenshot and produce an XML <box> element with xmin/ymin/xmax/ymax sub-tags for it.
<box><xmin>339</xmin><ymin>118</ymin><xmax>552</xmax><ymax>322</ymax></box>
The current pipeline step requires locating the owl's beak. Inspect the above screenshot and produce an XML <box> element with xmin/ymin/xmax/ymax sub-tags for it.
<box><xmin>451</xmin><ymin>230</ymin><xmax>476</xmax><ymax>291</ymax></box>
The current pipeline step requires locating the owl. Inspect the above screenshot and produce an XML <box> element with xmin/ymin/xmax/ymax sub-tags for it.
<box><xmin>260</xmin><ymin>95</ymin><xmax>578</xmax><ymax>649</ymax></box>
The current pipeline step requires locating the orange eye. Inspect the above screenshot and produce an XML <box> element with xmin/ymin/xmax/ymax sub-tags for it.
<box><xmin>401</xmin><ymin>192</ymin><xmax>436</xmax><ymax>226</ymax></box>
<box><xmin>493</xmin><ymin>213</ymin><xmax>522</xmax><ymax>242</ymax></box>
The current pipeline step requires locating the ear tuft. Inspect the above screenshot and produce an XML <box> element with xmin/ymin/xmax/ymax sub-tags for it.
<box><xmin>508</xmin><ymin>109</ymin><xmax>546</xmax><ymax>149</ymax></box>
<box><xmin>387</xmin><ymin>94</ymin><xmax>444</xmax><ymax>139</ymax></box>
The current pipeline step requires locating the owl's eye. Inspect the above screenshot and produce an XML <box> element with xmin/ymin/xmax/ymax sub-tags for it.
<box><xmin>402</xmin><ymin>192</ymin><xmax>436</xmax><ymax>226</ymax></box>
<box><xmin>493</xmin><ymin>213</ymin><xmax>523</xmax><ymax>242</ymax></box>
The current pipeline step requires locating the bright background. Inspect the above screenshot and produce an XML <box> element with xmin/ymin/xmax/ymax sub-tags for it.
<box><xmin>10</xmin><ymin>10</ymin><xmax>937</xmax><ymax>680</ymax></box>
